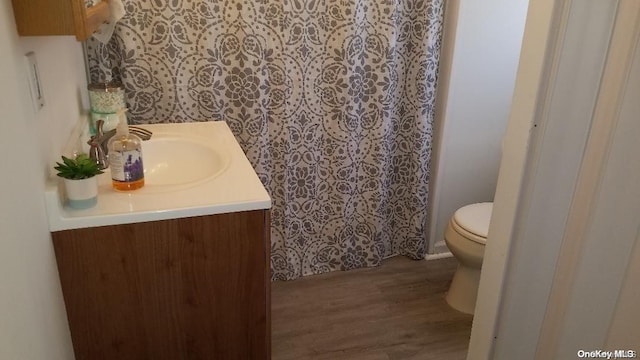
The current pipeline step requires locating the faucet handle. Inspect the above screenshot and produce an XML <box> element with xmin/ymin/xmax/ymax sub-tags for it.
<box><xmin>88</xmin><ymin>135</ymin><xmax>108</xmax><ymax>170</ymax></box>
<box><xmin>88</xmin><ymin>120</ymin><xmax>109</xmax><ymax>170</ymax></box>
<box><xmin>95</xmin><ymin>119</ymin><xmax>105</xmax><ymax>138</ymax></box>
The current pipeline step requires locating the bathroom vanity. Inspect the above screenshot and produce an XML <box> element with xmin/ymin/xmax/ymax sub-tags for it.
<box><xmin>45</xmin><ymin>122</ymin><xmax>272</xmax><ymax>359</ymax></box>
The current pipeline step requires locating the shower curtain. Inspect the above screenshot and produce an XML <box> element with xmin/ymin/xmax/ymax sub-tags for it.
<box><xmin>87</xmin><ymin>0</ymin><xmax>444</xmax><ymax>280</ymax></box>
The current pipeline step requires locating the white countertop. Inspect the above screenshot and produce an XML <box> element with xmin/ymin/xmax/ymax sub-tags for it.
<box><xmin>45</xmin><ymin>121</ymin><xmax>271</xmax><ymax>232</ymax></box>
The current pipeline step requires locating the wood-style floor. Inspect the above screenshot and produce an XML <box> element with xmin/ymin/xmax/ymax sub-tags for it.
<box><xmin>272</xmin><ymin>256</ymin><xmax>473</xmax><ymax>360</ymax></box>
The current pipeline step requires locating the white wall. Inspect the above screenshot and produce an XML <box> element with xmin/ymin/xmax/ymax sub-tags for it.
<box><xmin>428</xmin><ymin>0</ymin><xmax>529</xmax><ymax>253</ymax></box>
<box><xmin>0</xmin><ymin>0</ymin><xmax>89</xmax><ymax>358</ymax></box>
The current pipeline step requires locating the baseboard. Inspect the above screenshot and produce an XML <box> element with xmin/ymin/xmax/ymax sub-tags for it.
<box><xmin>425</xmin><ymin>252</ymin><xmax>453</xmax><ymax>261</ymax></box>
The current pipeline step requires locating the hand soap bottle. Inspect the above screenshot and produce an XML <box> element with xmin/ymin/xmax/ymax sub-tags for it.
<box><xmin>107</xmin><ymin>109</ymin><xmax>145</xmax><ymax>191</ymax></box>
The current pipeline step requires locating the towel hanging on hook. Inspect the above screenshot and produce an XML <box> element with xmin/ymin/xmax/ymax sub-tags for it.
<box><xmin>92</xmin><ymin>0</ymin><xmax>125</xmax><ymax>44</ymax></box>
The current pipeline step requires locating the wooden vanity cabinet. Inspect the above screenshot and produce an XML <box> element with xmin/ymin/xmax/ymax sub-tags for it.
<box><xmin>52</xmin><ymin>210</ymin><xmax>271</xmax><ymax>360</ymax></box>
<box><xmin>11</xmin><ymin>0</ymin><xmax>111</xmax><ymax>41</ymax></box>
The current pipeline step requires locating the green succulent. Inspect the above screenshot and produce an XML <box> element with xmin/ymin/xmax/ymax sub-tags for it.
<box><xmin>54</xmin><ymin>154</ymin><xmax>104</xmax><ymax>180</ymax></box>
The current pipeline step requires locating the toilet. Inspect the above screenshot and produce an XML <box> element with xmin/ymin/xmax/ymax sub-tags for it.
<box><xmin>444</xmin><ymin>202</ymin><xmax>493</xmax><ymax>315</ymax></box>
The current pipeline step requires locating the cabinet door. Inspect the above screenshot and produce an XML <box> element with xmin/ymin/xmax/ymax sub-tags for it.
<box><xmin>11</xmin><ymin>0</ymin><xmax>111</xmax><ymax>40</ymax></box>
<box><xmin>52</xmin><ymin>210</ymin><xmax>271</xmax><ymax>360</ymax></box>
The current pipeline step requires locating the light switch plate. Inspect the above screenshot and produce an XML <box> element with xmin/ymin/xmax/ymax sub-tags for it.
<box><xmin>25</xmin><ymin>52</ymin><xmax>45</xmax><ymax>112</ymax></box>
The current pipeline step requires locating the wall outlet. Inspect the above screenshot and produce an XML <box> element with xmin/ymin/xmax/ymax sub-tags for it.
<box><xmin>25</xmin><ymin>52</ymin><xmax>45</xmax><ymax>112</ymax></box>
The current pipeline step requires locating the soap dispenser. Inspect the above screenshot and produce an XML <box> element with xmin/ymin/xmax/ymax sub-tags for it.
<box><xmin>107</xmin><ymin>109</ymin><xmax>145</xmax><ymax>191</ymax></box>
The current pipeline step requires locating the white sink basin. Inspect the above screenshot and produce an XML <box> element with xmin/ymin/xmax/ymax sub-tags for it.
<box><xmin>45</xmin><ymin>121</ymin><xmax>270</xmax><ymax>231</ymax></box>
<box><xmin>142</xmin><ymin>134</ymin><xmax>229</xmax><ymax>189</ymax></box>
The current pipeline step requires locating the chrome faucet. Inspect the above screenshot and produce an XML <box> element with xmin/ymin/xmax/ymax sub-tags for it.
<box><xmin>88</xmin><ymin>119</ymin><xmax>153</xmax><ymax>170</ymax></box>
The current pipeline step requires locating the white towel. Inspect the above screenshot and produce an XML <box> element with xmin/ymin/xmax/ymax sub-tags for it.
<box><xmin>92</xmin><ymin>0</ymin><xmax>125</xmax><ymax>44</ymax></box>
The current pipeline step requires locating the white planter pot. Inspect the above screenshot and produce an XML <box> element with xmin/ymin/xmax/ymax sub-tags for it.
<box><xmin>64</xmin><ymin>177</ymin><xmax>98</xmax><ymax>209</ymax></box>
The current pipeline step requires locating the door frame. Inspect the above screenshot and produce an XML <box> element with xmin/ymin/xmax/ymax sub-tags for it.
<box><xmin>466</xmin><ymin>0</ymin><xmax>639</xmax><ymax>357</ymax></box>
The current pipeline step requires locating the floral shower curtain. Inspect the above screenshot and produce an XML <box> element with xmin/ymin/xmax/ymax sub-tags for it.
<box><xmin>87</xmin><ymin>0</ymin><xmax>444</xmax><ymax>280</ymax></box>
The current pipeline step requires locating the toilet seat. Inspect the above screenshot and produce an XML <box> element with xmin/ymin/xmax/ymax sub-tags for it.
<box><xmin>451</xmin><ymin>202</ymin><xmax>493</xmax><ymax>245</ymax></box>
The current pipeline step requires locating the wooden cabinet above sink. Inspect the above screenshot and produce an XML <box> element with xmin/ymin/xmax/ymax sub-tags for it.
<box><xmin>11</xmin><ymin>0</ymin><xmax>111</xmax><ymax>41</ymax></box>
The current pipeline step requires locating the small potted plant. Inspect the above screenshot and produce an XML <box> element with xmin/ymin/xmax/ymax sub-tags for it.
<box><xmin>54</xmin><ymin>154</ymin><xmax>104</xmax><ymax>209</ymax></box>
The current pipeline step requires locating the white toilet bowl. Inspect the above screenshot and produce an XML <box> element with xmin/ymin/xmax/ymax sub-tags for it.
<box><xmin>444</xmin><ymin>202</ymin><xmax>493</xmax><ymax>315</ymax></box>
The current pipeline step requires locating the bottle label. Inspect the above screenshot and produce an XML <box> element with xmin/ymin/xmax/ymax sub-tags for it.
<box><xmin>110</xmin><ymin>149</ymin><xmax>144</xmax><ymax>182</ymax></box>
